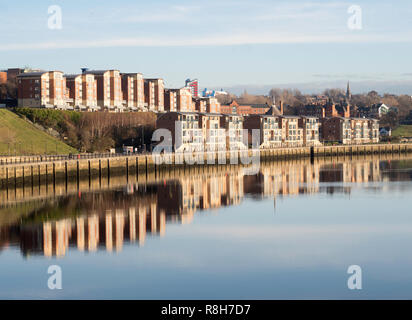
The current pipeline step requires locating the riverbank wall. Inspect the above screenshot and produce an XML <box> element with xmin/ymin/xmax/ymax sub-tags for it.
<box><xmin>1</xmin><ymin>143</ymin><xmax>412</xmax><ymax>189</ymax></box>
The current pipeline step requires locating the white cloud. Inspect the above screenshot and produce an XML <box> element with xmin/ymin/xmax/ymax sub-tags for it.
<box><xmin>1</xmin><ymin>30</ymin><xmax>411</xmax><ymax>52</ymax></box>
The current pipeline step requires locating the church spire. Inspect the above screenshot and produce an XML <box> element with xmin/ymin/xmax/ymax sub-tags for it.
<box><xmin>346</xmin><ymin>81</ymin><xmax>351</xmax><ymax>100</ymax></box>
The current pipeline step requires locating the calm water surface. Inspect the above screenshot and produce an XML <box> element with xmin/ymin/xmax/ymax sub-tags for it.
<box><xmin>1</xmin><ymin>155</ymin><xmax>412</xmax><ymax>299</ymax></box>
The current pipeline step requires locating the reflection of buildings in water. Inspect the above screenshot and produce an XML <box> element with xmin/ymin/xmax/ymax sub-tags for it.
<box><xmin>7</xmin><ymin>203</ymin><xmax>165</xmax><ymax>258</ymax></box>
<box><xmin>244</xmin><ymin>162</ymin><xmax>321</xmax><ymax>198</ymax></box>
<box><xmin>320</xmin><ymin>160</ymin><xmax>381</xmax><ymax>184</ymax></box>
<box><xmin>0</xmin><ymin>158</ymin><xmax>390</xmax><ymax>258</ymax></box>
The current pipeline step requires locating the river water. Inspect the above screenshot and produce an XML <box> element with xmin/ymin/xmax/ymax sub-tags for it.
<box><xmin>1</xmin><ymin>155</ymin><xmax>412</xmax><ymax>299</ymax></box>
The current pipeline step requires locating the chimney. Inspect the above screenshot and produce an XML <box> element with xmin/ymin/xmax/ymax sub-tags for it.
<box><xmin>345</xmin><ymin>103</ymin><xmax>350</xmax><ymax>118</ymax></box>
<box><xmin>280</xmin><ymin>100</ymin><xmax>284</xmax><ymax>115</ymax></box>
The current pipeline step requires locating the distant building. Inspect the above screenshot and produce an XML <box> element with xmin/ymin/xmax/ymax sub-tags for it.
<box><xmin>164</xmin><ymin>89</ymin><xmax>178</xmax><ymax>112</ymax></box>
<box><xmin>7</xmin><ymin>68</ymin><xmax>26</xmax><ymax>82</ymax></box>
<box><xmin>65</xmin><ymin>73</ymin><xmax>98</xmax><ymax>111</ymax></box>
<box><xmin>356</xmin><ymin>103</ymin><xmax>389</xmax><ymax>119</ymax></box>
<box><xmin>243</xmin><ymin>115</ymin><xmax>282</xmax><ymax>149</ymax></box>
<box><xmin>194</xmin><ymin>96</ymin><xmax>221</xmax><ymax>113</ymax></box>
<box><xmin>297</xmin><ymin>99</ymin><xmax>350</xmax><ymax>119</ymax></box>
<box><xmin>220</xmin><ymin>100</ymin><xmax>271</xmax><ymax>116</ymax></box>
<box><xmin>121</xmin><ymin>73</ymin><xmax>145</xmax><ymax>111</ymax></box>
<box><xmin>220</xmin><ymin>114</ymin><xmax>246</xmax><ymax>150</ymax></box>
<box><xmin>199</xmin><ymin>113</ymin><xmax>225</xmax><ymax>151</ymax></box>
<box><xmin>0</xmin><ymin>71</ymin><xmax>7</xmax><ymax>84</ymax></box>
<box><xmin>299</xmin><ymin>116</ymin><xmax>321</xmax><ymax>146</ymax></box>
<box><xmin>201</xmin><ymin>88</ymin><xmax>228</xmax><ymax>97</ymax></box>
<box><xmin>83</xmin><ymin>70</ymin><xmax>123</xmax><ymax>111</ymax></box>
<box><xmin>164</xmin><ymin>87</ymin><xmax>193</xmax><ymax>112</ymax></box>
<box><xmin>321</xmin><ymin>117</ymin><xmax>352</xmax><ymax>144</ymax></box>
<box><xmin>144</xmin><ymin>78</ymin><xmax>164</xmax><ymax>112</ymax></box>
<box><xmin>17</xmin><ymin>71</ymin><xmax>66</xmax><ymax>108</ymax></box>
<box><xmin>156</xmin><ymin>112</ymin><xmax>202</xmax><ymax>152</ymax></box>
<box><xmin>321</xmin><ymin>117</ymin><xmax>379</xmax><ymax>144</ymax></box>
<box><xmin>185</xmin><ymin>79</ymin><xmax>199</xmax><ymax>97</ymax></box>
<box><xmin>279</xmin><ymin>116</ymin><xmax>304</xmax><ymax>147</ymax></box>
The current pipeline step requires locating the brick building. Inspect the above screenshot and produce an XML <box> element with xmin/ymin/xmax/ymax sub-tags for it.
<box><xmin>298</xmin><ymin>116</ymin><xmax>321</xmax><ymax>146</ymax></box>
<box><xmin>199</xmin><ymin>113</ymin><xmax>225</xmax><ymax>151</ymax></box>
<box><xmin>164</xmin><ymin>89</ymin><xmax>178</xmax><ymax>112</ymax></box>
<box><xmin>220</xmin><ymin>100</ymin><xmax>271</xmax><ymax>116</ymax></box>
<box><xmin>220</xmin><ymin>114</ymin><xmax>245</xmax><ymax>150</ymax></box>
<box><xmin>279</xmin><ymin>116</ymin><xmax>304</xmax><ymax>147</ymax></box>
<box><xmin>243</xmin><ymin>115</ymin><xmax>282</xmax><ymax>149</ymax></box>
<box><xmin>84</xmin><ymin>70</ymin><xmax>123</xmax><ymax>111</ymax></box>
<box><xmin>321</xmin><ymin>117</ymin><xmax>352</xmax><ymax>144</ymax></box>
<box><xmin>164</xmin><ymin>87</ymin><xmax>193</xmax><ymax>112</ymax></box>
<box><xmin>17</xmin><ymin>71</ymin><xmax>66</xmax><ymax>108</ymax></box>
<box><xmin>7</xmin><ymin>68</ymin><xmax>26</xmax><ymax>82</ymax></box>
<box><xmin>194</xmin><ymin>96</ymin><xmax>220</xmax><ymax>113</ymax></box>
<box><xmin>65</xmin><ymin>74</ymin><xmax>98</xmax><ymax>110</ymax></box>
<box><xmin>321</xmin><ymin>117</ymin><xmax>378</xmax><ymax>144</ymax></box>
<box><xmin>156</xmin><ymin>112</ymin><xmax>202</xmax><ymax>152</ymax></box>
<box><xmin>121</xmin><ymin>73</ymin><xmax>144</xmax><ymax>111</ymax></box>
<box><xmin>144</xmin><ymin>78</ymin><xmax>164</xmax><ymax>112</ymax></box>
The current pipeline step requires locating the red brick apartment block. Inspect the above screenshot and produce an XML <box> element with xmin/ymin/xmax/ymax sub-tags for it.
<box><xmin>121</xmin><ymin>73</ymin><xmax>144</xmax><ymax>111</ymax></box>
<box><xmin>17</xmin><ymin>71</ymin><xmax>66</xmax><ymax>108</ymax></box>
<box><xmin>279</xmin><ymin>116</ymin><xmax>304</xmax><ymax>147</ymax></box>
<box><xmin>243</xmin><ymin>115</ymin><xmax>282</xmax><ymax>148</ymax></box>
<box><xmin>144</xmin><ymin>78</ymin><xmax>164</xmax><ymax>112</ymax></box>
<box><xmin>65</xmin><ymin>74</ymin><xmax>98</xmax><ymax>110</ymax></box>
<box><xmin>156</xmin><ymin>112</ymin><xmax>201</xmax><ymax>152</ymax></box>
<box><xmin>164</xmin><ymin>88</ymin><xmax>193</xmax><ymax>112</ymax></box>
<box><xmin>164</xmin><ymin>89</ymin><xmax>178</xmax><ymax>112</ymax></box>
<box><xmin>6</xmin><ymin>68</ymin><xmax>25</xmax><ymax>82</ymax></box>
<box><xmin>84</xmin><ymin>70</ymin><xmax>122</xmax><ymax>111</ymax></box>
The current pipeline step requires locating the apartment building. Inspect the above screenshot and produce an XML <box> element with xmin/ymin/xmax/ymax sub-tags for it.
<box><xmin>369</xmin><ymin>119</ymin><xmax>380</xmax><ymax>143</ymax></box>
<box><xmin>65</xmin><ymin>74</ymin><xmax>82</xmax><ymax>109</ymax></box>
<box><xmin>298</xmin><ymin>116</ymin><xmax>321</xmax><ymax>146</ymax></box>
<box><xmin>321</xmin><ymin>117</ymin><xmax>354</xmax><ymax>144</ymax></box>
<box><xmin>164</xmin><ymin>87</ymin><xmax>194</xmax><ymax>112</ymax></box>
<box><xmin>194</xmin><ymin>97</ymin><xmax>207</xmax><ymax>113</ymax></box>
<box><xmin>199</xmin><ymin>113</ymin><xmax>225</xmax><ymax>151</ymax></box>
<box><xmin>193</xmin><ymin>96</ymin><xmax>220</xmax><ymax>113</ymax></box>
<box><xmin>185</xmin><ymin>78</ymin><xmax>199</xmax><ymax>97</ymax></box>
<box><xmin>220</xmin><ymin>114</ymin><xmax>246</xmax><ymax>150</ymax></box>
<box><xmin>351</xmin><ymin>118</ymin><xmax>373</xmax><ymax>144</ymax></box>
<box><xmin>65</xmin><ymin>73</ymin><xmax>98</xmax><ymax>111</ymax></box>
<box><xmin>280</xmin><ymin>116</ymin><xmax>304</xmax><ymax>147</ymax></box>
<box><xmin>84</xmin><ymin>70</ymin><xmax>123</xmax><ymax>111</ymax></box>
<box><xmin>156</xmin><ymin>112</ymin><xmax>202</xmax><ymax>152</ymax></box>
<box><xmin>205</xmin><ymin>97</ymin><xmax>220</xmax><ymax>113</ymax></box>
<box><xmin>17</xmin><ymin>71</ymin><xmax>66</xmax><ymax>108</ymax></box>
<box><xmin>121</xmin><ymin>73</ymin><xmax>144</xmax><ymax>111</ymax></box>
<box><xmin>164</xmin><ymin>89</ymin><xmax>178</xmax><ymax>112</ymax></box>
<box><xmin>243</xmin><ymin>115</ymin><xmax>282</xmax><ymax>149</ymax></box>
<box><xmin>144</xmin><ymin>78</ymin><xmax>164</xmax><ymax>112</ymax></box>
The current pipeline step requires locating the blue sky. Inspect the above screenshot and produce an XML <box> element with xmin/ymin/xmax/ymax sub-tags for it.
<box><xmin>1</xmin><ymin>0</ymin><xmax>412</xmax><ymax>94</ymax></box>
